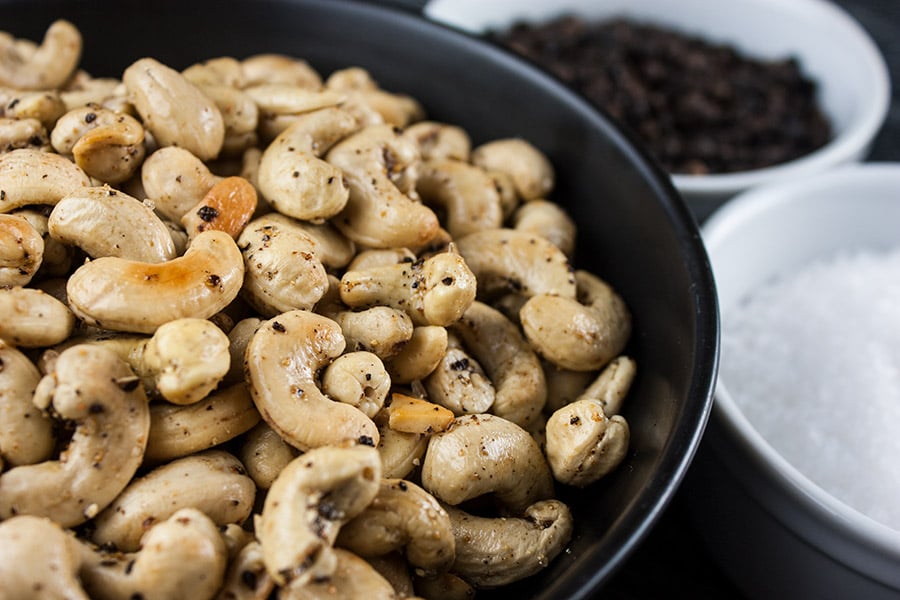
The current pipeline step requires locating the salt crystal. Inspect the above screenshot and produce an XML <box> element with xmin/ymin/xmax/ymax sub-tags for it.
<box><xmin>721</xmin><ymin>246</ymin><xmax>900</xmax><ymax>532</ymax></box>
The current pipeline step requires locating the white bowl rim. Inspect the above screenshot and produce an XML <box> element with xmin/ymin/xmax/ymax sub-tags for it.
<box><xmin>703</xmin><ymin>162</ymin><xmax>900</xmax><ymax>564</ymax></box>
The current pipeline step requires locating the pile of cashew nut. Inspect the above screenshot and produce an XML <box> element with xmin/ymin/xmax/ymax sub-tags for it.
<box><xmin>0</xmin><ymin>20</ymin><xmax>638</xmax><ymax>599</ymax></box>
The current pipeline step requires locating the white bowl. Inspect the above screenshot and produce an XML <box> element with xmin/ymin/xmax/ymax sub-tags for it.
<box><xmin>424</xmin><ymin>0</ymin><xmax>891</xmax><ymax>220</ymax></box>
<box><xmin>684</xmin><ymin>163</ymin><xmax>900</xmax><ymax>599</ymax></box>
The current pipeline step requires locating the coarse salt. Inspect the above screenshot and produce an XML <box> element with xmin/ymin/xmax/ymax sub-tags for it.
<box><xmin>721</xmin><ymin>245</ymin><xmax>900</xmax><ymax>532</ymax></box>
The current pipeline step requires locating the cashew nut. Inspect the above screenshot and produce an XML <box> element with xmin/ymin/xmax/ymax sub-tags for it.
<box><xmin>245</xmin><ymin>309</ymin><xmax>379</xmax><ymax>451</ymax></box>
<box><xmin>416</xmin><ymin>159</ymin><xmax>503</xmax><ymax>238</ymax></box>
<box><xmin>384</xmin><ymin>325</ymin><xmax>448</xmax><ymax>384</ymax></box>
<box><xmin>13</xmin><ymin>206</ymin><xmax>74</xmax><ymax>277</ymax></box>
<box><xmin>241</xmin><ymin>54</ymin><xmax>323</xmax><ymax>89</ymax></box>
<box><xmin>413</xmin><ymin>572</ymin><xmax>475</xmax><ymax>600</ymax></box>
<box><xmin>542</xmin><ymin>363</ymin><xmax>595</xmax><ymax>415</ymax></box>
<box><xmin>577</xmin><ymin>354</ymin><xmax>637</xmax><ymax>417</ymax></box>
<box><xmin>512</xmin><ymin>199</ymin><xmax>577</xmax><ymax>258</ymax></box>
<box><xmin>385</xmin><ymin>392</ymin><xmax>455</xmax><ymax>436</ymax></box>
<box><xmin>403</xmin><ymin>120</ymin><xmax>470</xmax><ymax>161</ymax></box>
<box><xmin>0</xmin><ymin>344</ymin><xmax>149</xmax><ymax>527</ymax></box>
<box><xmin>257</xmin><ymin>444</ymin><xmax>382</xmax><ymax>587</ymax></box>
<box><xmin>470</xmin><ymin>138</ymin><xmax>554</xmax><ymax>201</ymax></box>
<box><xmin>217</xmin><ymin>540</ymin><xmax>275</xmax><ymax>600</ymax></box>
<box><xmin>196</xmin><ymin>83</ymin><xmax>259</xmax><ymax>156</ymax></box>
<box><xmin>424</xmin><ymin>332</ymin><xmax>495</xmax><ymax>416</ymax></box>
<box><xmin>321</xmin><ymin>350</ymin><xmax>391</xmax><ymax>419</ymax></box>
<box><xmin>0</xmin><ymin>148</ymin><xmax>91</xmax><ymax>213</ymax></box>
<box><xmin>325</xmin><ymin>67</ymin><xmax>424</xmax><ymax>128</ymax></box>
<box><xmin>141</xmin><ymin>146</ymin><xmax>222</xmax><ymax>222</ymax></box>
<box><xmin>246</xmin><ymin>85</ymin><xmax>346</xmax><ymax>142</ymax></box>
<box><xmin>0</xmin><ymin>87</ymin><xmax>67</xmax><ymax>130</ymax></box>
<box><xmin>375</xmin><ymin>410</ymin><xmax>428</xmax><ymax>480</ymax></box>
<box><xmin>66</xmin><ymin>229</ymin><xmax>244</xmax><ymax>334</ymax></box>
<box><xmin>182</xmin><ymin>56</ymin><xmax>244</xmax><ymax>89</ymax></box>
<box><xmin>368</xmin><ymin>552</ymin><xmax>416</xmax><ymax>598</ymax></box>
<box><xmin>238</xmin><ymin>421</ymin><xmax>298</xmax><ymax>490</ymax></box>
<box><xmin>0</xmin><ymin>515</ymin><xmax>88</xmax><ymax>599</ymax></box>
<box><xmin>225</xmin><ymin>316</ymin><xmax>263</xmax><ymax>383</ymax></box>
<box><xmin>0</xmin><ymin>285</ymin><xmax>74</xmax><ymax>347</ymax></box>
<box><xmin>181</xmin><ymin>175</ymin><xmax>258</xmax><ymax>241</ymax></box>
<box><xmin>0</xmin><ymin>20</ymin><xmax>81</xmax><ymax>90</ymax></box>
<box><xmin>331</xmin><ymin>305</ymin><xmax>415</xmax><ymax>360</ymax></box>
<box><xmin>0</xmin><ymin>116</ymin><xmax>50</xmax><ymax>152</ymax></box>
<box><xmin>0</xmin><ymin>339</ymin><xmax>54</xmax><ymax>466</ymax></box>
<box><xmin>0</xmin><ymin>212</ymin><xmax>43</xmax><ymax>285</ymax></box>
<box><xmin>59</xmin><ymin>74</ymin><xmax>124</xmax><ymax>113</ymax></box>
<box><xmin>421</xmin><ymin>413</ymin><xmax>554</xmax><ymax>514</ymax></box>
<box><xmin>278</xmin><ymin>548</ymin><xmax>399</xmax><ymax>600</ymax></box>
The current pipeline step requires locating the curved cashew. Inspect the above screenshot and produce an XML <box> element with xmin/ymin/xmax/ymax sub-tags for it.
<box><xmin>181</xmin><ymin>175</ymin><xmax>258</xmax><ymax>241</ymax></box>
<box><xmin>421</xmin><ymin>413</ymin><xmax>554</xmax><ymax>514</ymax></box>
<box><xmin>488</xmin><ymin>168</ymin><xmax>520</xmax><ymax>220</ymax></box>
<box><xmin>0</xmin><ymin>340</ymin><xmax>54</xmax><ymax>466</ymax></box>
<box><xmin>14</xmin><ymin>206</ymin><xmax>74</xmax><ymax>277</ymax></box>
<box><xmin>243</xmin><ymin>211</ymin><xmax>354</xmax><ymax>269</ymax></box>
<box><xmin>0</xmin><ymin>344</ymin><xmax>149</xmax><ymax>527</ymax></box>
<box><xmin>0</xmin><ymin>515</ymin><xmax>88</xmax><ymax>599</ymax></box>
<box><xmin>384</xmin><ymin>325</ymin><xmax>448</xmax><ymax>384</ymax></box>
<box><xmin>258</xmin><ymin>444</ymin><xmax>382</xmax><ymax>587</ymax></box>
<box><xmin>182</xmin><ymin>56</ymin><xmax>244</xmax><ymax>88</ymax></box>
<box><xmin>577</xmin><ymin>355</ymin><xmax>637</xmax><ymax>417</ymax></box>
<box><xmin>245</xmin><ymin>309</ymin><xmax>379</xmax><ymax>451</ymax></box>
<box><xmin>145</xmin><ymin>382</ymin><xmax>261</xmax><ymax>463</ymax></box>
<box><xmin>0</xmin><ymin>285</ymin><xmax>74</xmax><ymax>347</ymax></box>
<box><xmin>225</xmin><ymin>316</ymin><xmax>263</xmax><ymax>383</ymax></box>
<box><xmin>450</xmin><ymin>301</ymin><xmax>546</xmax><ymax>428</ymax></box>
<box><xmin>512</xmin><ymin>199</ymin><xmax>576</xmax><ymax>258</ymax></box>
<box><xmin>455</xmin><ymin>228</ymin><xmax>575</xmax><ymax>300</ymax></box>
<box><xmin>403</xmin><ymin>120</ymin><xmax>470</xmax><ymax>161</ymax></box>
<box><xmin>338</xmin><ymin>477</ymin><xmax>455</xmax><ymax>575</ymax></box>
<box><xmin>545</xmin><ymin>399</ymin><xmax>630</xmax><ymax>487</ymax></box>
<box><xmin>444</xmin><ymin>499</ymin><xmax>573</xmax><ymax>588</ymax></box>
<box><xmin>91</xmin><ymin>450</ymin><xmax>256</xmax><ymax>552</ymax></box>
<box><xmin>0</xmin><ymin>20</ymin><xmax>81</xmax><ymax>90</ymax></box>
<box><xmin>346</xmin><ymin>247</ymin><xmax>415</xmax><ymax>272</ymax></box>
<box><xmin>59</xmin><ymin>74</ymin><xmax>124</xmax><ymax>113</ymax></box>
<box><xmin>216</xmin><ymin>540</ymin><xmax>275</xmax><ymax>600</ymax></box>
<box><xmin>197</xmin><ymin>84</ymin><xmax>259</xmax><ymax>156</ymax></box>
<box><xmin>424</xmin><ymin>332</ymin><xmax>495</xmax><ymax>416</ymax></box>
<box><xmin>321</xmin><ymin>350</ymin><xmax>391</xmax><ymax>419</ymax></box>
<box><xmin>49</xmin><ymin>185</ymin><xmax>176</xmax><ymax>262</ymax></box>
<box><xmin>278</xmin><ymin>548</ymin><xmax>399</xmax><ymax>600</ymax></box>
<box><xmin>246</xmin><ymin>84</ymin><xmax>346</xmax><ymax>142</ymax></box>
<box><xmin>332</xmin><ymin>306</ymin><xmax>415</xmax><ymax>359</ymax></box>
<box><xmin>0</xmin><ymin>116</ymin><xmax>50</xmax><ymax>152</ymax></box>
<box><xmin>0</xmin><ymin>87</ymin><xmax>67</xmax><ymax>130</ymax></box>
<box><xmin>470</xmin><ymin>138</ymin><xmax>554</xmax><ymax>201</ymax></box>
<box><xmin>375</xmin><ymin>411</ymin><xmax>428</xmax><ymax>480</ymax></box>
<box><xmin>340</xmin><ymin>248</ymin><xmax>476</xmax><ymax>327</ymax></box>
<box><xmin>0</xmin><ymin>212</ymin><xmax>43</xmax><ymax>285</ymax></box>
<box><xmin>368</xmin><ymin>553</ymin><xmax>416</xmax><ymax>598</ymax></box>
<box><xmin>0</xmin><ymin>148</ymin><xmax>91</xmax><ymax>213</ymax></box>
<box><xmin>520</xmin><ymin>269</ymin><xmax>631</xmax><ymax>371</ymax></box>
<box><xmin>325</xmin><ymin>67</ymin><xmax>424</xmax><ymax>128</ymax></box>
<box><xmin>66</xmin><ymin>229</ymin><xmax>244</xmax><ymax>334</ymax></box>
<box><xmin>81</xmin><ymin>508</ymin><xmax>228</xmax><ymax>600</ymax></box>
<box><xmin>327</xmin><ymin>123</ymin><xmax>439</xmax><ymax>249</ymax></box>
<box><xmin>238</xmin><ymin>421</ymin><xmax>298</xmax><ymax>490</ymax></box>
<box><xmin>416</xmin><ymin>159</ymin><xmax>503</xmax><ymax>238</ymax></box>
<box><xmin>542</xmin><ymin>363</ymin><xmax>595</xmax><ymax>415</ymax></box>
<box><xmin>124</xmin><ymin>57</ymin><xmax>225</xmax><ymax>161</ymax></box>
<box><xmin>241</xmin><ymin>54</ymin><xmax>323</xmax><ymax>88</ymax></box>
<box><xmin>141</xmin><ymin>146</ymin><xmax>222</xmax><ymax>222</ymax></box>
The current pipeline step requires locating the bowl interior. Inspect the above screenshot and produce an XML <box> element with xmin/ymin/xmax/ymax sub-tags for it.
<box><xmin>0</xmin><ymin>0</ymin><xmax>719</xmax><ymax>596</ymax></box>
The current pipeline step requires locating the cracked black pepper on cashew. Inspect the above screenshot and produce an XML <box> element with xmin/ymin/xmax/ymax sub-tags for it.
<box><xmin>0</xmin><ymin>19</ymin><xmax>638</xmax><ymax>599</ymax></box>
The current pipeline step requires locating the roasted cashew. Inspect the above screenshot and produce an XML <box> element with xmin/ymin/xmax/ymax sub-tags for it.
<box><xmin>226</xmin><ymin>316</ymin><xmax>263</xmax><ymax>383</ymax></box>
<box><xmin>59</xmin><ymin>74</ymin><xmax>124</xmax><ymax>112</ymax></box>
<box><xmin>216</xmin><ymin>540</ymin><xmax>275</xmax><ymax>600</ymax></box>
<box><xmin>416</xmin><ymin>159</ymin><xmax>503</xmax><ymax>238</ymax></box>
<box><xmin>241</xmin><ymin>54</ymin><xmax>323</xmax><ymax>88</ymax></box>
<box><xmin>242</xmin><ymin>211</ymin><xmax>354</xmax><ymax>270</ymax></box>
<box><xmin>384</xmin><ymin>325</ymin><xmax>448</xmax><ymax>384</ymax></box>
<box><xmin>0</xmin><ymin>212</ymin><xmax>43</xmax><ymax>285</ymax></box>
<box><xmin>368</xmin><ymin>552</ymin><xmax>416</xmax><ymax>598</ymax></box>
<box><xmin>257</xmin><ymin>444</ymin><xmax>382</xmax><ymax>587</ymax></box>
<box><xmin>246</xmin><ymin>84</ymin><xmax>346</xmax><ymax>142</ymax></box>
<box><xmin>450</xmin><ymin>301</ymin><xmax>546</xmax><ymax>428</ymax></box>
<box><xmin>421</xmin><ymin>413</ymin><xmax>554</xmax><ymax>514</ymax></box>
<box><xmin>278</xmin><ymin>548</ymin><xmax>399</xmax><ymax>600</ymax></box>
<box><xmin>124</xmin><ymin>57</ymin><xmax>225</xmax><ymax>161</ymax></box>
<box><xmin>0</xmin><ymin>20</ymin><xmax>81</xmax><ymax>90</ymax></box>
<box><xmin>256</xmin><ymin>105</ymin><xmax>357</xmax><ymax>221</ymax></box>
<box><xmin>545</xmin><ymin>399</ymin><xmax>630</xmax><ymax>487</ymax></box>
<box><xmin>331</xmin><ymin>305</ymin><xmax>415</xmax><ymax>359</ymax></box>
<box><xmin>403</xmin><ymin>120</ymin><xmax>470</xmax><ymax>161</ymax></box>
<box><xmin>0</xmin><ymin>148</ymin><xmax>91</xmax><ymax>213</ymax></box>
<box><xmin>346</xmin><ymin>247</ymin><xmax>415</xmax><ymax>271</ymax></box>
<box><xmin>375</xmin><ymin>410</ymin><xmax>428</xmax><ymax>480</ymax></box>
<box><xmin>0</xmin><ymin>339</ymin><xmax>54</xmax><ymax>466</ymax></box>
<box><xmin>512</xmin><ymin>199</ymin><xmax>577</xmax><ymax>258</ymax></box>
<box><xmin>0</xmin><ymin>87</ymin><xmax>67</xmax><ymax>130</ymax></box>
<box><xmin>13</xmin><ymin>206</ymin><xmax>74</xmax><ymax>277</ymax></box>
<box><xmin>80</xmin><ymin>508</ymin><xmax>228</xmax><ymax>600</ymax></box>
<box><xmin>0</xmin><ymin>344</ymin><xmax>149</xmax><ymax>527</ymax></box>
<box><xmin>577</xmin><ymin>355</ymin><xmax>637</xmax><ymax>417</ymax></box>
<box><xmin>66</xmin><ymin>229</ymin><xmax>244</xmax><ymax>334</ymax></box>
<box><xmin>444</xmin><ymin>499</ymin><xmax>574</xmax><ymax>588</ymax></box>
<box><xmin>182</xmin><ymin>56</ymin><xmax>245</xmax><ymax>89</ymax></box>
<box><xmin>520</xmin><ymin>269</ymin><xmax>631</xmax><ymax>372</ymax></box>
<box><xmin>413</xmin><ymin>572</ymin><xmax>475</xmax><ymax>600</ymax></box>
<box><xmin>385</xmin><ymin>392</ymin><xmax>455</xmax><ymax>436</ymax></box>
<box><xmin>0</xmin><ymin>116</ymin><xmax>50</xmax><ymax>152</ymax></box>
<box><xmin>325</xmin><ymin>67</ymin><xmax>424</xmax><ymax>128</ymax></box>
<box><xmin>91</xmin><ymin>450</ymin><xmax>256</xmax><ymax>552</ymax></box>
<box><xmin>327</xmin><ymin>123</ymin><xmax>440</xmax><ymax>249</ymax></box>
<box><xmin>49</xmin><ymin>185</ymin><xmax>177</xmax><ymax>262</ymax></box>
<box><xmin>141</xmin><ymin>146</ymin><xmax>222</xmax><ymax>222</ymax></box>
<box><xmin>238</xmin><ymin>421</ymin><xmax>298</xmax><ymax>490</ymax></box>
<box><xmin>196</xmin><ymin>83</ymin><xmax>259</xmax><ymax>156</ymax></box>
<box><xmin>0</xmin><ymin>285</ymin><xmax>74</xmax><ymax>347</ymax></box>
<box><xmin>424</xmin><ymin>331</ymin><xmax>495</xmax><ymax>416</ymax></box>
<box><xmin>245</xmin><ymin>309</ymin><xmax>379</xmax><ymax>450</ymax></box>
<box><xmin>145</xmin><ymin>382</ymin><xmax>261</xmax><ymax>463</ymax></box>
<box><xmin>340</xmin><ymin>248</ymin><xmax>476</xmax><ymax>327</ymax></box>
<box><xmin>470</xmin><ymin>138</ymin><xmax>555</xmax><ymax>201</ymax></box>
<box><xmin>321</xmin><ymin>350</ymin><xmax>391</xmax><ymax>419</ymax></box>
<box><xmin>542</xmin><ymin>363</ymin><xmax>595</xmax><ymax>415</ymax></box>
<box><xmin>181</xmin><ymin>175</ymin><xmax>258</xmax><ymax>241</ymax></box>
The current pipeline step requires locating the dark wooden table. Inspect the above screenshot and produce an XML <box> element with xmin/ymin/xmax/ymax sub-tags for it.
<box><xmin>602</xmin><ymin>1</ymin><xmax>900</xmax><ymax>597</ymax></box>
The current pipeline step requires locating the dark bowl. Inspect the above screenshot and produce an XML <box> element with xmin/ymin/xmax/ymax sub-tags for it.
<box><xmin>0</xmin><ymin>0</ymin><xmax>719</xmax><ymax>597</ymax></box>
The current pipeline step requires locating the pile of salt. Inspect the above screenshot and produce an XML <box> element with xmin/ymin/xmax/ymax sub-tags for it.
<box><xmin>721</xmin><ymin>246</ymin><xmax>900</xmax><ymax>532</ymax></box>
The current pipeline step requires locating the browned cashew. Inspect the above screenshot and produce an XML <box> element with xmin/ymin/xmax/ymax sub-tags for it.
<box><xmin>0</xmin><ymin>344</ymin><xmax>149</xmax><ymax>527</ymax></box>
<box><xmin>384</xmin><ymin>325</ymin><xmax>448</xmax><ymax>384</ymax></box>
<box><xmin>245</xmin><ymin>309</ymin><xmax>379</xmax><ymax>451</ymax></box>
<box><xmin>0</xmin><ymin>285</ymin><xmax>75</xmax><ymax>347</ymax></box>
<box><xmin>444</xmin><ymin>499</ymin><xmax>574</xmax><ymax>588</ymax></box>
<box><xmin>257</xmin><ymin>106</ymin><xmax>358</xmax><ymax>221</ymax></box>
<box><xmin>0</xmin><ymin>212</ymin><xmax>43</xmax><ymax>285</ymax></box>
<box><xmin>340</xmin><ymin>248</ymin><xmax>476</xmax><ymax>327</ymax></box>
<box><xmin>544</xmin><ymin>399</ymin><xmax>630</xmax><ymax>487</ymax></box>
<box><xmin>0</xmin><ymin>148</ymin><xmax>91</xmax><ymax>213</ymax></box>
<box><xmin>327</xmin><ymin>123</ymin><xmax>440</xmax><ymax>249</ymax></box>
<box><xmin>66</xmin><ymin>229</ymin><xmax>244</xmax><ymax>334</ymax></box>
<box><xmin>181</xmin><ymin>175</ymin><xmax>258</xmax><ymax>241</ymax></box>
<box><xmin>512</xmin><ymin>199</ymin><xmax>577</xmax><ymax>258</ymax></box>
<box><xmin>470</xmin><ymin>138</ymin><xmax>555</xmax><ymax>201</ymax></box>
<box><xmin>0</xmin><ymin>340</ymin><xmax>54</xmax><ymax>466</ymax></box>
<box><xmin>0</xmin><ymin>20</ymin><xmax>81</xmax><ymax>90</ymax></box>
<box><xmin>278</xmin><ymin>548</ymin><xmax>400</xmax><ymax>600</ymax></box>
<box><xmin>424</xmin><ymin>332</ymin><xmax>495</xmax><ymax>416</ymax></box>
<box><xmin>124</xmin><ymin>57</ymin><xmax>225</xmax><ymax>161</ymax></box>
<box><xmin>421</xmin><ymin>413</ymin><xmax>554</xmax><ymax>514</ymax></box>
<box><xmin>403</xmin><ymin>120</ymin><xmax>471</xmax><ymax>161</ymax></box>
<box><xmin>416</xmin><ymin>159</ymin><xmax>503</xmax><ymax>238</ymax></box>
<box><xmin>91</xmin><ymin>450</ymin><xmax>256</xmax><ymax>552</ymax></box>
<box><xmin>520</xmin><ymin>269</ymin><xmax>631</xmax><ymax>372</ymax></box>
<box><xmin>385</xmin><ymin>393</ymin><xmax>455</xmax><ymax>436</ymax></box>
<box><xmin>216</xmin><ymin>540</ymin><xmax>275</xmax><ymax>600</ymax></box>
<box><xmin>0</xmin><ymin>116</ymin><xmax>50</xmax><ymax>152</ymax></box>
<box><xmin>450</xmin><ymin>301</ymin><xmax>546</xmax><ymax>428</ymax></box>
<box><xmin>322</xmin><ymin>350</ymin><xmax>391</xmax><ymax>419</ymax></box>
<box><xmin>145</xmin><ymin>382</ymin><xmax>261</xmax><ymax>463</ymax></box>
<box><xmin>141</xmin><ymin>146</ymin><xmax>222</xmax><ymax>222</ymax></box>
<box><xmin>48</xmin><ymin>185</ymin><xmax>177</xmax><ymax>262</ymax></box>
<box><xmin>238</xmin><ymin>421</ymin><xmax>298</xmax><ymax>490</ymax></box>
<box><xmin>338</xmin><ymin>478</ymin><xmax>456</xmax><ymax>575</ymax></box>
<box><xmin>80</xmin><ymin>508</ymin><xmax>228</xmax><ymax>600</ymax></box>
<box><xmin>577</xmin><ymin>355</ymin><xmax>637</xmax><ymax>416</ymax></box>
<box><xmin>258</xmin><ymin>444</ymin><xmax>382</xmax><ymax>587</ymax></box>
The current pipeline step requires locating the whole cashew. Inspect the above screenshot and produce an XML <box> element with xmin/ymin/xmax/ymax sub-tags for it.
<box><xmin>0</xmin><ymin>285</ymin><xmax>74</xmax><ymax>347</ymax></box>
<box><xmin>257</xmin><ymin>444</ymin><xmax>382</xmax><ymax>587</ymax></box>
<box><xmin>512</xmin><ymin>199</ymin><xmax>577</xmax><ymax>258</ymax></box>
<box><xmin>182</xmin><ymin>56</ymin><xmax>244</xmax><ymax>89</ymax></box>
<box><xmin>66</xmin><ymin>229</ymin><xmax>244</xmax><ymax>334</ymax></box>
<box><xmin>375</xmin><ymin>411</ymin><xmax>428</xmax><ymax>480</ymax></box>
<box><xmin>0</xmin><ymin>212</ymin><xmax>43</xmax><ymax>285</ymax></box>
<box><xmin>141</xmin><ymin>146</ymin><xmax>222</xmax><ymax>222</ymax></box>
<box><xmin>278</xmin><ymin>548</ymin><xmax>400</xmax><ymax>600</ymax></box>
<box><xmin>245</xmin><ymin>309</ymin><xmax>379</xmax><ymax>451</ymax></box>
<box><xmin>424</xmin><ymin>332</ymin><xmax>495</xmax><ymax>416</ymax></box>
<box><xmin>327</xmin><ymin>123</ymin><xmax>439</xmax><ymax>249</ymax></box>
<box><xmin>181</xmin><ymin>175</ymin><xmax>258</xmax><ymax>241</ymax></box>
<box><xmin>0</xmin><ymin>20</ymin><xmax>81</xmax><ymax>90</ymax></box>
<box><xmin>544</xmin><ymin>399</ymin><xmax>630</xmax><ymax>487</ymax></box>
<box><xmin>246</xmin><ymin>84</ymin><xmax>346</xmax><ymax>142</ymax></box>
<box><xmin>0</xmin><ymin>116</ymin><xmax>50</xmax><ymax>152</ymax></box>
<box><xmin>421</xmin><ymin>413</ymin><xmax>554</xmax><ymax>514</ymax></box>
<box><xmin>321</xmin><ymin>350</ymin><xmax>391</xmax><ymax>419</ymax></box>
<box><xmin>0</xmin><ymin>87</ymin><xmax>67</xmax><ymax>130</ymax></box>
<box><xmin>384</xmin><ymin>325</ymin><xmax>448</xmax><ymax>384</ymax></box>
<box><xmin>241</xmin><ymin>53</ymin><xmax>323</xmax><ymax>88</ymax></box>
<box><xmin>225</xmin><ymin>316</ymin><xmax>263</xmax><ymax>383</ymax></box>
<box><xmin>195</xmin><ymin>83</ymin><xmax>259</xmax><ymax>156</ymax></box>
<box><xmin>59</xmin><ymin>74</ymin><xmax>124</xmax><ymax>113</ymax></box>
<box><xmin>0</xmin><ymin>339</ymin><xmax>54</xmax><ymax>466</ymax></box>
<box><xmin>91</xmin><ymin>450</ymin><xmax>256</xmax><ymax>552</ymax></box>
<box><xmin>577</xmin><ymin>355</ymin><xmax>637</xmax><ymax>417</ymax></box>
<box><xmin>470</xmin><ymin>138</ymin><xmax>555</xmax><ymax>201</ymax></box>
<box><xmin>542</xmin><ymin>363</ymin><xmax>595</xmax><ymax>415</ymax></box>
<box><xmin>238</xmin><ymin>421</ymin><xmax>298</xmax><ymax>490</ymax></box>
<box><xmin>325</xmin><ymin>67</ymin><xmax>425</xmax><ymax>128</ymax></box>
<box><xmin>403</xmin><ymin>120</ymin><xmax>471</xmax><ymax>161</ymax></box>
<box><xmin>520</xmin><ymin>269</ymin><xmax>631</xmax><ymax>371</ymax></box>
<box><xmin>0</xmin><ymin>148</ymin><xmax>91</xmax><ymax>213</ymax></box>
<box><xmin>416</xmin><ymin>159</ymin><xmax>503</xmax><ymax>238</ymax></box>
<box><xmin>123</xmin><ymin>57</ymin><xmax>225</xmax><ymax>161</ymax></box>
<box><xmin>48</xmin><ymin>185</ymin><xmax>177</xmax><ymax>262</ymax></box>
<box><xmin>331</xmin><ymin>305</ymin><xmax>415</xmax><ymax>359</ymax></box>
<box><xmin>0</xmin><ymin>344</ymin><xmax>149</xmax><ymax>527</ymax></box>
<box><xmin>444</xmin><ymin>499</ymin><xmax>574</xmax><ymax>588</ymax></box>
<box><xmin>337</xmin><ymin>478</ymin><xmax>456</xmax><ymax>575</ymax></box>
<box><xmin>14</xmin><ymin>206</ymin><xmax>74</xmax><ymax>277</ymax></box>
<box><xmin>368</xmin><ymin>553</ymin><xmax>416</xmax><ymax>598</ymax></box>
